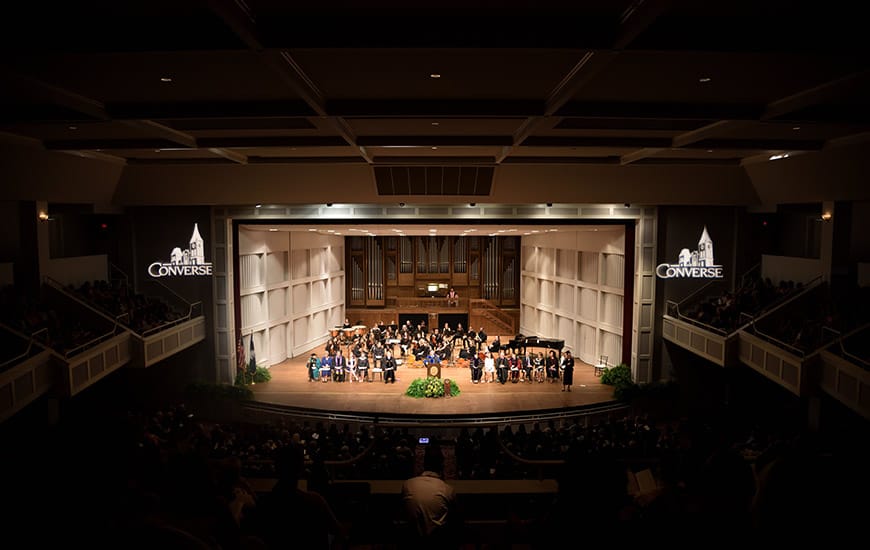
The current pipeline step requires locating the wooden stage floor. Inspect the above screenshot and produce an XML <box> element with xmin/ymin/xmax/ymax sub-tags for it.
<box><xmin>250</xmin><ymin>343</ymin><xmax>616</xmax><ymax>417</ymax></box>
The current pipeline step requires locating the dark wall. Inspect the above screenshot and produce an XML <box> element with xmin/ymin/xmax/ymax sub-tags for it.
<box><xmin>656</xmin><ymin>206</ymin><xmax>740</xmax><ymax>307</ymax></box>
<box><xmin>129</xmin><ymin>206</ymin><xmax>216</xmax><ymax>383</ymax></box>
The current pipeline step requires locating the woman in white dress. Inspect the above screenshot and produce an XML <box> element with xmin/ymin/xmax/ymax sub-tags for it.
<box><xmin>484</xmin><ymin>351</ymin><xmax>495</xmax><ymax>383</ymax></box>
<box><xmin>347</xmin><ymin>352</ymin><xmax>359</xmax><ymax>382</ymax></box>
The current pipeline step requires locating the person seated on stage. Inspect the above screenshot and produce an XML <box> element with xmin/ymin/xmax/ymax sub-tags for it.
<box><xmin>484</xmin><ymin>351</ymin><xmax>495</xmax><ymax>383</ymax></box>
<box><xmin>347</xmin><ymin>351</ymin><xmax>358</xmax><ymax>383</ymax></box>
<box><xmin>446</xmin><ymin>287</ymin><xmax>459</xmax><ymax>307</ymax></box>
<box><xmin>546</xmin><ymin>350</ymin><xmax>559</xmax><ymax>383</ymax></box>
<box><xmin>508</xmin><ymin>352</ymin><xmax>520</xmax><ymax>383</ymax></box>
<box><xmin>533</xmin><ymin>352</ymin><xmax>545</xmax><ymax>383</ymax></box>
<box><xmin>357</xmin><ymin>352</ymin><xmax>369</xmax><ymax>382</ymax></box>
<box><xmin>442</xmin><ymin>322</ymin><xmax>452</xmax><ymax>338</ymax></box>
<box><xmin>332</xmin><ymin>350</ymin><xmax>346</xmax><ymax>382</ymax></box>
<box><xmin>470</xmin><ymin>353</ymin><xmax>483</xmax><ymax>384</ymax></box>
<box><xmin>343</xmin><ymin>317</ymin><xmax>352</xmax><ymax>329</ymax></box>
<box><xmin>320</xmin><ymin>351</ymin><xmax>332</xmax><ymax>382</ymax></box>
<box><xmin>477</xmin><ymin>328</ymin><xmax>487</xmax><ymax>351</ymax></box>
<box><xmin>383</xmin><ymin>349</ymin><xmax>397</xmax><ymax>384</ymax></box>
<box><xmin>495</xmin><ymin>350</ymin><xmax>510</xmax><ymax>384</ymax></box>
<box><xmin>520</xmin><ymin>353</ymin><xmax>533</xmax><ymax>383</ymax></box>
<box><xmin>307</xmin><ymin>353</ymin><xmax>320</xmax><ymax>382</ymax></box>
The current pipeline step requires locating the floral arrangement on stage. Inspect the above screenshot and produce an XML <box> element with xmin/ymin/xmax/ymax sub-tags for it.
<box><xmin>405</xmin><ymin>376</ymin><xmax>461</xmax><ymax>398</ymax></box>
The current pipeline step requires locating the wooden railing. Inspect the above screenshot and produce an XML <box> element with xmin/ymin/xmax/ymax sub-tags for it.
<box><xmin>470</xmin><ymin>299</ymin><xmax>515</xmax><ymax>334</ymax></box>
<box><xmin>393</xmin><ymin>296</ymin><xmax>468</xmax><ymax>310</ymax></box>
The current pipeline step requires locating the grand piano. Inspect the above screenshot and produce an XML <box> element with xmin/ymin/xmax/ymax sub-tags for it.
<box><xmin>506</xmin><ymin>334</ymin><xmax>565</xmax><ymax>355</ymax></box>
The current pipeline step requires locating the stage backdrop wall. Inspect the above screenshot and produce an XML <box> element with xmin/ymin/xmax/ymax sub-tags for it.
<box><xmin>520</xmin><ymin>226</ymin><xmax>626</xmax><ymax>368</ymax></box>
<box><xmin>237</xmin><ymin>228</ymin><xmax>344</xmax><ymax>366</ymax></box>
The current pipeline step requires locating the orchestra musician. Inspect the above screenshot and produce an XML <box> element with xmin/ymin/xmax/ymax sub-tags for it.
<box><xmin>477</xmin><ymin>327</ymin><xmax>487</xmax><ymax>351</ymax></box>
<box><xmin>465</xmin><ymin>327</ymin><xmax>476</xmax><ymax>350</ymax></box>
<box><xmin>489</xmin><ymin>336</ymin><xmax>501</xmax><ymax>355</ymax></box>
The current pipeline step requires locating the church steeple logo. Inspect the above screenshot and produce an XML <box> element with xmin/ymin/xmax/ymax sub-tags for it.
<box><xmin>149</xmin><ymin>223</ymin><xmax>214</xmax><ymax>277</ymax></box>
<box><xmin>657</xmin><ymin>226</ymin><xmax>723</xmax><ymax>279</ymax></box>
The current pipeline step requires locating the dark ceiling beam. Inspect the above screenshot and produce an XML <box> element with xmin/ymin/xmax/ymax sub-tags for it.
<box><xmin>198</xmin><ymin>136</ymin><xmax>349</xmax><ymax>148</ymax></box>
<box><xmin>327</xmin><ymin>99</ymin><xmax>543</xmax><ymax>117</ymax></box>
<box><xmin>684</xmin><ymin>138</ymin><xmax>826</xmax><ymax>151</ymax></box>
<box><xmin>44</xmin><ymin>138</ymin><xmax>192</xmax><ymax>150</ymax></box>
<box><xmin>762</xmin><ymin>70</ymin><xmax>870</xmax><ymax>121</ymax></box>
<box><xmin>671</xmin><ymin>120</ymin><xmax>752</xmax><ymax>148</ymax></box>
<box><xmin>501</xmin><ymin>1</ymin><xmax>669</xmax><ymax>163</ymax></box>
<box><xmin>107</xmin><ymin>101</ymin><xmax>315</xmax><ymax>120</ymax></box>
<box><xmin>358</xmin><ymin>136</ymin><xmax>513</xmax><ymax>147</ymax></box>
<box><xmin>206</xmin><ymin>0</ymin><xmax>371</xmax><ymax>162</ymax></box>
<box><xmin>523</xmin><ymin>136</ymin><xmax>672</xmax><ymax>148</ymax></box>
<box><xmin>500</xmin><ymin>156</ymin><xmax>621</xmax><ymax>165</ymax></box>
<box><xmin>55</xmin><ymin>149</ymin><xmax>128</xmax><ymax>166</ymax></box>
<box><xmin>204</xmin><ymin>0</ymin><xmax>262</xmax><ymax>51</ymax></box>
<box><xmin>207</xmin><ymin>148</ymin><xmax>248</xmax><ymax>164</ymax></box>
<box><xmin>5</xmin><ymin>73</ymin><xmax>109</xmax><ymax>121</ymax></box>
<box><xmin>556</xmin><ymin>101</ymin><xmax>763</xmax><ymax>119</ymax></box>
<box><xmin>613</xmin><ymin>0</ymin><xmax>674</xmax><ymax>50</ymax></box>
<box><xmin>372</xmin><ymin>157</ymin><xmax>496</xmax><ymax>165</ymax></box>
<box><xmin>122</xmin><ymin>120</ymin><xmax>197</xmax><ymax>149</ymax></box>
<box><xmin>620</xmin><ymin>148</ymin><xmax>665</xmax><ymax>165</ymax></box>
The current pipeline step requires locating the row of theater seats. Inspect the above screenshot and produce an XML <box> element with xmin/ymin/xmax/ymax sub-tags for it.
<box><xmin>0</xmin><ymin>280</ymin><xmax>186</xmax><ymax>368</ymax></box>
<box><xmin>0</xmin><ymin>284</ymin><xmax>106</xmax><ymax>358</ymax></box>
<box><xmin>682</xmin><ymin>277</ymin><xmax>869</xmax><ymax>358</ymax></box>
<box><xmin>50</xmin><ymin>399</ymin><xmax>850</xmax><ymax>547</ymax></box>
<box><xmin>683</xmin><ymin>276</ymin><xmax>803</xmax><ymax>333</ymax></box>
<box><xmin>69</xmin><ymin>279</ymin><xmax>184</xmax><ymax>335</ymax></box>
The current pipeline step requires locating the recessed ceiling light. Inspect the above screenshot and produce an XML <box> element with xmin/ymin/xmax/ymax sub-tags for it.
<box><xmin>308</xmin><ymin>228</ymin><xmax>317</xmax><ymax>231</ymax></box>
<box><xmin>706</xmin><ymin>149</ymin><xmax>713</xmax><ymax>153</ymax></box>
<box><xmin>698</xmin><ymin>77</ymin><xmax>711</xmax><ymax>83</ymax></box>
<box><xmin>792</xmin><ymin>126</ymin><xmax>801</xmax><ymax>131</ymax></box>
<box><xmin>255</xmin><ymin>204</ymin><xmax>262</xmax><ymax>208</ymax></box>
<box><xmin>68</xmin><ymin>125</ymin><xmax>77</xmax><ymax>130</ymax></box>
<box><xmin>431</xmin><ymin>146</ymin><xmax>438</xmax><ymax>150</ymax></box>
<box><xmin>431</xmin><ymin>121</ymin><xmax>440</xmax><ymax>126</ymax></box>
<box><xmin>269</xmin><ymin>228</ymin><xmax>278</xmax><ymax>232</ymax></box>
<box><xmin>430</xmin><ymin>73</ymin><xmax>441</xmax><ymax>79</ymax></box>
<box><xmin>769</xmin><ymin>153</ymin><xmax>790</xmax><ymax>161</ymax></box>
<box><xmin>160</xmin><ymin>77</ymin><xmax>173</xmax><ymax>83</ymax></box>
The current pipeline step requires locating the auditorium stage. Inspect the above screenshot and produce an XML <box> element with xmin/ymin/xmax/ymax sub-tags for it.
<box><xmin>249</xmin><ymin>343</ymin><xmax>617</xmax><ymax>418</ymax></box>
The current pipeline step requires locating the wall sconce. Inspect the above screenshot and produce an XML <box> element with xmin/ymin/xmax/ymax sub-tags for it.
<box><xmin>820</xmin><ymin>212</ymin><xmax>832</xmax><ymax>222</ymax></box>
<box><xmin>38</xmin><ymin>211</ymin><xmax>50</xmax><ymax>222</ymax></box>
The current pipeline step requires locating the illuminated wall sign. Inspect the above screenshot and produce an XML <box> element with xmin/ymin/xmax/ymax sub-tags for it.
<box><xmin>656</xmin><ymin>226</ymin><xmax>723</xmax><ymax>279</ymax></box>
<box><xmin>148</xmin><ymin>223</ymin><xmax>213</xmax><ymax>277</ymax></box>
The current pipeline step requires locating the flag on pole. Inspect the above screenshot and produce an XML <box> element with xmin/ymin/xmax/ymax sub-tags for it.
<box><xmin>236</xmin><ymin>336</ymin><xmax>246</xmax><ymax>373</ymax></box>
<box><xmin>247</xmin><ymin>336</ymin><xmax>257</xmax><ymax>374</ymax></box>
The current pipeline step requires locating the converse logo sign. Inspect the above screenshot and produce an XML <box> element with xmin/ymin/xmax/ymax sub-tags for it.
<box><xmin>148</xmin><ymin>223</ymin><xmax>214</xmax><ymax>277</ymax></box>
